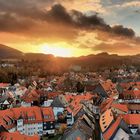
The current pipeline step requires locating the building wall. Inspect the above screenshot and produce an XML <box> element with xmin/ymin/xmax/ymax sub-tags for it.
<box><xmin>24</xmin><ymin>123</ymin><xmax>43</xmax><ymax>136</ymax></box>
<box><xmin>113</xmin><ymin>128</ymin><xmax>129</xmax><ymax>140</ymax></box>
<box><xmin>17</xmin><ymin>119</ymin><xmax>24</xmax><ymax>134</ymax></box>
<box><xmin>67</xmin><ymin>113</ymin><xmax>74</xmax><ymax>126</ymax></box>
<box><xmin>43</xmin><ymin>100</ymin><xmax>53</xmax><ymax>107</ymax></box>
<box><xmin>43</xmin><ymin>122</ymin><xmax>55</xmax><ymax>135</ymax></box>
<box><xmin>21</xmin><ymin>102</ymin><xmax>31</xmax><ymax>107</ymax></box>
<box><xmin>16</xmin><ymin>121</ymin><xmax>55</xmax><ymax>136</ymax></box>
<box><xmin>9</xmin><ymin>127</ymin><xmax>16</xmax><ymax>132</ymax></box>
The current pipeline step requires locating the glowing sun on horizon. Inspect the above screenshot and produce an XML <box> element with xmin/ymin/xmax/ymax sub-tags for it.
<box><xmin>40</xmin><ymin>43</ymin><xmax>72</xmax><ymax>57</ymax></box>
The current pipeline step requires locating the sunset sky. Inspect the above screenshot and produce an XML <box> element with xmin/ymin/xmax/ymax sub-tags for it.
<box><xmin>0</xmin><ymin>0</ymin><xmax>140</xmax><ymax>57</ymax></box>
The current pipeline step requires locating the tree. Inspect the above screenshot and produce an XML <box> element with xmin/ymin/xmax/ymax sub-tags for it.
<box><xmin>76</xmin><ymin>81</ymin><xmax>85</xmax><ymax>93</ymax></box>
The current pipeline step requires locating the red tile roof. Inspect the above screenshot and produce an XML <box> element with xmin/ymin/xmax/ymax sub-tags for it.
<box><xmin>47</xmin><ymin>92</ymin><xmax>61</xmax><ymax>99</ymax></box>
<box><xmin>41</xmin><ymin>107</ymin><xmax>55</xmax><ymax>122</ymax></box>
<box><xmin>120</xmin><ymin>82</ymin><xmax>140</xmax><ymax>91</ymax></box>
<box><xmin>0</xmin><ymin>109</ymin><xmax>15</xmax><ymax>130</ymax></box>
<box><xmin>0</xmin><ymin>131</ymin><xmax>39</xmax><ymax>140</ymax></box>
<box><xmin>12</xmin><ymin>106</ymin><xmax>42</xmax><ymax>122</ymax></box>
<box><xmin>64</xmin><ymin>95</ymin><xmax>74</xmax><ymax>103</ymax></box>
<box><xmin>0</xmin><ymin>83</ymin><xmax>10</xmax><ymax>88</ymax></box>
<box><xmin>111</xmin><ymin>103</ymin><xmax>128</xmax><ymax>113</ymax></box>
<box><xmin>0</xmin><ymin>106</ymin><xmax>55</xmax><ymax>130</ymax></box>
<box><xmin>100</xmin><ymin>109</ymin><xmax>114</xmax><ymax>132</ymax></box>
<box><xmin>103</xmin><ymin>116</ymin><xmax>122</xmax><ymax>140</ymax></box>
<box><xmin>76</xmin><ymin>137</ymin><xmax>81</xmax><ymax>140</ymax></box>
<box><xmin>123</xmin><ymin>114</ymin><xmax>140</xmax><ymax>125</ymax></box>
<box><xmin>22</xmin><ymin>89</ymin><xmax>40</xmax><ymax>103</ymax></box>
<box><xmin>100</xmin><ymin>98</ymin><xmax>114</xmax><ymax>113</ymax></box>
<box><xmin>133</xmin><ymin>90</ymin><xmax>140</xmax><ymax>99</ymax></box>
<box><xmin>67</xmin><ymin>93</ymin><xmax>94</xmax><ymax>116</ymax></box>
<box><xmin>101</xmin><ymin>81</ymin><xmax>119</xmax><ymax>98</ymax></box>
<box><xmin>123</xmin><ymin>90</ymin><xmax>140</xmax><ymax>99</ymax></box>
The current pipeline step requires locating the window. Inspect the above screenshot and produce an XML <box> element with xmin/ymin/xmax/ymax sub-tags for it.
<box><xmin>50</xmin><ymin>125</ymin><xmax>53</xmax><ymax>129</ymax></box>
<box><xmin>28</xmin><ymin>117</ymin><xmax>35</xmax><ymax>121</ymax></box>
<box><xmin>44</xmin><ymin>115</ymin><xmax>50</xmax><ymax>119</ymax></box>
<box><xmin>104</xmin><ymin>125</ymin><xmax>107</xmax><ymax>129</ymax></box>
<box><xmin>102</xmin><ymin>115</ymin><xmax>105</xmax><ymax>118</ymax></box>
<box><xmin>102</xmin><ymin>118</ymin><xmax>105</xmax><ymax>121</ymax></box>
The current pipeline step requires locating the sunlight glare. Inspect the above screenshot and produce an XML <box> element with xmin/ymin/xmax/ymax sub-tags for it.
<box><xmin>40</xmin><ymin>43</ymin><xmax>72</xmax><ymax>57</ymax></box>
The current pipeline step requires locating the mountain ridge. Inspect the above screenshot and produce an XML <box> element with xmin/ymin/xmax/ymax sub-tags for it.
<box><xmin>0</xmin><ymin>44</ymin><xmax>23</xmax><ymax>58</ymax></box>
<box><xmin>0</xmin><ymin>44</ymin><xmax>139</xmax><ymax>58</ymax></box>
<box><xmin>0</xmin><ymin>44</ymin><xmax>140</xmax><ymax>70</ymax></box>
<box><xmin>0</xmin><ymin>45</ymin><xmax>140</xmax><ymax>72</ymax></box>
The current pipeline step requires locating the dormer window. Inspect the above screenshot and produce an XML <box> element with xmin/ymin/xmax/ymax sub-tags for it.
<box><xmin>12</xmin><ymin>119</ymin><xmax>15</xmax><ymax>123</ymax></box>
<box><xmin>102</xmin><ymin>118</ymin><xmax>105</xmax><ymax>121</ymax></box>
<box><xmin>6</xmin><ymin>121</ymin><xmax>8</xmax><ymax>125</ymax></box>
<box><xmin>44</xmin><ymin>115</ymin><xmax>50</xmax><ymax>119</ymax></box>
<box><xmin>8</xmin><ymin>120</ymin><xmax>12</xmax><ymax>125</ymax></box>
<box><xmin>104</xmin><ymin>125</ymin><xmax>107</xmax><ymax>129</ymax></box>
<box><xmin>28</xmin><ymin>116</ymin><xmax>35</xmax><ymax>121</ymax></box>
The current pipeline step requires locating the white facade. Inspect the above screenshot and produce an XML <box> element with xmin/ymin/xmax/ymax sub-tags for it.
<box><xmin>17</xmin><ymin>119</ymin><xmax>24</xmax><ymax>134</ymax></box>
<box><xmin>24</xmin><ymin>123</ymin><xmax>43</xmax><ymax>136</ymax></box>
<box><xmin>46</xmin><ymin>129</ymin><xmax>55</xmax><ymax>135</ymax></box>
<box><xmin>113</xmin><ymin>128</ymin><xmax>129</xmax><ymax>140</ymax></box>
<box><xmin>9</xmin><ymin>127</ymin><xmax>16</xmax><ymax>132</ymax></box>
<box><xmin>16</xmin><ymin>120</ymin><xmax>55</xmax><ymax>136</ymax></box>
<box><xmin>46</xmin><ymin>87</ymin><xmax>53</xmax><ymax>92</ymax></box>
<box><xmin>21</xmin><ymin>101</ymin><xmax>31</xmax><ymax>107</ymax></box>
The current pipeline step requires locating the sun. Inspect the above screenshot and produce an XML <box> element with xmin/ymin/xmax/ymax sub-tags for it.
<box><xmin>40</xmin><ymin>43</ymin><xmax>72</xmax><ymax>57</ymax></box>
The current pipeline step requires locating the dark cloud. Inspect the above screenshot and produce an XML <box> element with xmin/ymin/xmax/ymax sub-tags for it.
<box><xmin>44</xmin><ymin>4</ymin><xmax>109</xmax><ymax>30</ymax></box>
<box><xmin>112</xmin><ymin>25</ymin><xmax>135</xmax><ymax>37</ymax></box>
<box><xmin>70</xmin><ymin>10</ymin><xmax>109</xmax><ymax>30</ymax></box>
<box><xmin>0</xmin><ymin>1</ymin><xmax>137</xmax><ymax>40</ymax></box>
<box><xmin>45</xmin><ymin>4</ymin><xmax>135</xmax><ymax>38</ymax></box>
<box><xmin>46</xmin><ymin>4</ymin><xmax>73</xmax><ymax>24</ymax></box>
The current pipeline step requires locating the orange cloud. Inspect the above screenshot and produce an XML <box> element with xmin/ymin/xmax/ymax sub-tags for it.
<box><xmin>0</xmin><ymin>1</ymin><xmax>140</xmax><ymax>56</ymax></box>
<box><xmin>93</xmin><ymin>42</ymin><xmax>140</xmax><ymax>55</ymax></box>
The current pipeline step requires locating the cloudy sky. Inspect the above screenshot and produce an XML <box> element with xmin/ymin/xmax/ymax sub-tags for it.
<box><xmin>0</xmin><ymin>0</ymin><xmax>140</xmax><ymax>57</ymax></box>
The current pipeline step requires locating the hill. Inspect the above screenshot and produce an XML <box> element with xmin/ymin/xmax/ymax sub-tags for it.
<box><xmin>1</xmin><ymin>44</ymin><xmax>140</xmax><ymax>72</ymax></box>
<box><xmin>0</xmin><ymin>44</ymin><xmax>23</xmax><ymax>58</ymax></box>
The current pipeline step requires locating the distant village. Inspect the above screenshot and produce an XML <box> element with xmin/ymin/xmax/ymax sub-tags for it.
<box><xmin>0</xmin><ymin>60</ymin><xmax>140</xmax><ymax>140</ymax></box>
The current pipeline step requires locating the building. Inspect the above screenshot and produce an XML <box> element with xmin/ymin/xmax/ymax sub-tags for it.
<box><xmin>0</xmin><ymin>106</ymin><xmax>55</xmax><ymax>137</ymax></box>
<box><xmin>100</xmin><ymin>98</ymin><xmax>140</xmax><ymax>140</ymax></box>
<box><xmin>94</xmin><ymin>80</ymin><xmax>119</xmax><ymax>99</ymax></box>
<box><xmin>0</xmin><ymin>131</ymin><xmax>39</xmax><ymax>140</ymax></box>
<box><xmin>61</xmin><ymin>119</ymin><xmax>94</xmax><ymax>140</ymax></box>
